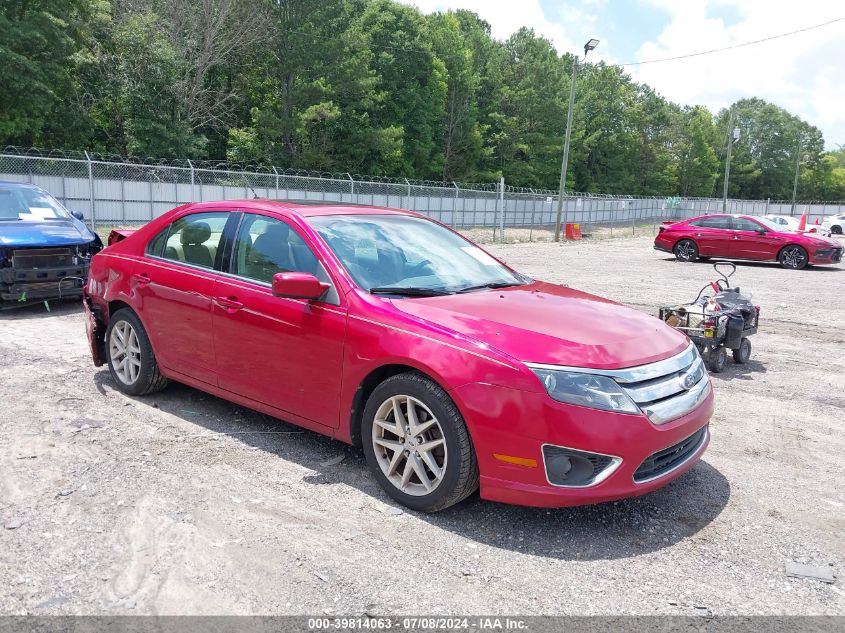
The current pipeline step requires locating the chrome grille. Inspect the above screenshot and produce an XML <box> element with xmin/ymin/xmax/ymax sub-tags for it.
<box><xmin>526</xmin><ymin>344</ymin><xmax>710</xmax><ymax>425</ymax></box>
<box><xmin>617</xmin><ymin>346</ymin><xmax>710</xmax><ymax>425</ymax></box>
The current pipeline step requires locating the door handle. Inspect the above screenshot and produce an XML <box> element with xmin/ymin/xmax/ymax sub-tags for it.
<box><xmin>132</xmin><ymin>273</ymin><xmax>151</xmax><ymax>286</ymax></box>
<box><xmin>214</xmin><ymin>296</ymin><xmax>244</xmax><ymax>311</ymax></box>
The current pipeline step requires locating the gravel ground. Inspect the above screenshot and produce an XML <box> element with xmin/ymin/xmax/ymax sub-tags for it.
<box><xmin>1</xmin><ymin>234</ymin><xmax>843</xmax><ymax>616</ymax></box>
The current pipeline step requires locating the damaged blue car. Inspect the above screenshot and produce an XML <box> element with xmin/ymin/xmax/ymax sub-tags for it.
<box><xmin>0</xmin><ymin>181</ymin><xmax>102</xmax><ymax>308</ymax></box>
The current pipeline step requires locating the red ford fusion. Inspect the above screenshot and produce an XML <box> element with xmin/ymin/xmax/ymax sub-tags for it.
<box><xmin>84</xmin><ymin>200</ymin><xmax>713</xmax><ymax>511</ymax></box>
<box><xmin>655</xmin><ymin>214</ymin><xmax>843</xmax><ymax>269</ymax></box>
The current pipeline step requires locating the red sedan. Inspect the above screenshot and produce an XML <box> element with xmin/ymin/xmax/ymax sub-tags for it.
<box><xmin>84</xmin><ymin>200</ymin><xmax>713</xmax><ymax>511</ymax></box>
<box><xmin>655</xmin><ymin>214</ymin><xmax>843</xmax><ymax>269</ymax></box>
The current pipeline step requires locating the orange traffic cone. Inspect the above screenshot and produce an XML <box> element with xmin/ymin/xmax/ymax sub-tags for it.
<box><xmin>797</xmin><ymin>209</ymin><xmax>808</xmax><ymax>231</ymax></box>
<box><xmin>814</xmin><ymin>217</ymin><xmax>820</xmax><ymax>225</ymax></box>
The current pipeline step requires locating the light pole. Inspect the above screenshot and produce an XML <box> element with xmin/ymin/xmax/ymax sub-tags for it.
<box><xmin>722</xmin><ymin>109</ymin><xmax>740</xmax><ymax>212</ymax></box>
<box><xmin>554</xmin><ymin>38</ymin><xmax>599</xmax><ymax>242</ymax></box>
<box><xmin>790</xmin><ymin>138</ymin><xmax>804</xmax><ymax>215</ymax></box>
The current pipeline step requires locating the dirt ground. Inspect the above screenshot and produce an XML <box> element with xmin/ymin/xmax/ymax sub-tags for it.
<box><xmin>1</xmin><ymin>234</ymin><xmax>843</xmax><ymax>616</ymax></box>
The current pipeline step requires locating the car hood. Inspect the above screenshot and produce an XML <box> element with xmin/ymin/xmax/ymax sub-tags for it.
<box><xmin>390</xmin><ymin>281</ymin><xmax>690</xmax><ymax>370</ymax></box>
<box><xmin>783</xmin><ymin>230</ymin><xmax>839</xmax><ymax>247</ymax></box>
<box><xmin>0</xmin><ymin>218</ymin><xmax>95</xmax><ymax>247</ymax></box>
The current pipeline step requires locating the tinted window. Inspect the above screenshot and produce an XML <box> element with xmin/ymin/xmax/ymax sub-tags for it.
<box><xmin>733</xmin><ymin>218</ymin><xmax>763</xmax><ymax>232</ymax></box>
<box><xmin>231</xmin><ymin>214</ymin><xmax>321</xmax><ymax>283</ymax></box>
<box><xmin>161</xmin><ymin>212</ymin><xmax>228</xmax><ymax>269</ymax></box>
<box><xmin>693</xmin><ymin>216</ymin><xmax>732</xmax><ymax>229</ymax></box>
<box><xmin>146</xmin><ymin>228</ymin><xmax>168</xmax><ymax>257</ymax></box>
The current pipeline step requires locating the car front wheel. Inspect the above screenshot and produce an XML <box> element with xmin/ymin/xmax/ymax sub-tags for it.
<box><xmin>674</xmin><ymin>239</ymin><xmax>699</xmax><ymax>262</ymax></box>
<box><xmin>779</xmin><ymin>245</ymin><xmax>808</xmax><ymax>270</ymax></box>
<box><xmin>362</xmin><ymin>372</ymin><xmax>479</xmax><ymax>512</ymax></box>
<box><xmin>106</xmin><ymin>308</ymin><xmax>169</xmax><ymax>396</ymax></box>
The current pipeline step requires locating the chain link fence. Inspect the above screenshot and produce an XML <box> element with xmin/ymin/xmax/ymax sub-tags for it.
<box><xmin>2</xmin><ymin>147</ymin><xmax>843</xmax><ymax>243</ymax></box>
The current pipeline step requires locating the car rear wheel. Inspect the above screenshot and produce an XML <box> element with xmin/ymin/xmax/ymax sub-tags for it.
<box><xmin>674</xmin><ymin>239</ymin><xmax>699</xmax><ymax>262</ymax></box>
<box><xmin>778</xmin><ymin>245</ymin><xmax>808</xmax><ymax>270</ymax></box>
<box><xmin>832</xmin><ymin>225</ymin><xmax>842</xmax><ymax>235</ymax></box>
<box><xmin>732</xmin><ymin>338</ymin><xmax>751</xmax><ymax>364</ymax></box>
<box><xmin>106</xmin><ymin>308</ymin><xmax>169</xmax><ymax>396</ymax></box>
<box><xmin>362</xmin><ymin>372</ymin><xmax>478</xmax><ymax>512</ymax></box>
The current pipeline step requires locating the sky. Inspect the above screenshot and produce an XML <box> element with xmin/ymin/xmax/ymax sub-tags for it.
<box><xmin>395</xmin><ymin>0</ymin><xmax>845</xmax><ymax>149</ymax></box>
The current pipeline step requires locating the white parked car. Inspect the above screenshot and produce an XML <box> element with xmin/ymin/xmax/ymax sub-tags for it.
<box><xmin>820</xmin><ymin>213</ymin><xmax>845</xmax><ymax>235</ymax></box>
<box><xmin>764</xmin><ymin>215</ymin><xmax>802</xmax><ymax>231</ymax></box>
<box><xmin>764</xmin><ymin>214</ymin><xmax>830</xmax><ymax>236</ymax></box>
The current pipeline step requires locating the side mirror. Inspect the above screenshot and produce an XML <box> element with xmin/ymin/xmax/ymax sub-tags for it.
<box><xmin>71</xmin><ymin>211</ymin><xmax>84</xmax><ymax>221</ymax></box>
<box><xmin>271</xmin><ymin>272</ymin><xmax>329</xmax><ymax>301</ymax></box>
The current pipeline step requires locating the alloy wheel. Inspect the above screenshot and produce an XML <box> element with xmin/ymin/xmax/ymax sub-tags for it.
<box><xmin>371</xmin><ymin>395</ymin><xmax>447</xmax><ymax>496</ymax></box>
<box><xmin>676</xmin><ymin>241</ymin><xmax>695</xmax><ymax>261</ymax></box>
<box><xmin>782</xmin><ymin>247</ymin><xmax>806</xmax><ymax>269</ymax></box>
<box><xmin>109</xmin><ymin>320</ymin><xmax>142</xmax><ymax>385</ymax></box>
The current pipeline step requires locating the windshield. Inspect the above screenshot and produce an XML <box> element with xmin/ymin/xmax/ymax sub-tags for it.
<box><xmin>308</xmin><ymin>214</ymin><xmax>525</xmax><ymax>294</ymax></box>
<box><xmin>0</xmin><ymin>186</ymin><xmax>71</xmax><ymax>221</ymax></box>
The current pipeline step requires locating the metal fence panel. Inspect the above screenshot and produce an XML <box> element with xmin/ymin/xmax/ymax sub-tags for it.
<box><xmin>1</xmin><ymin>150</ymin><xmax>843</xmax><ymax>241</ymax></box>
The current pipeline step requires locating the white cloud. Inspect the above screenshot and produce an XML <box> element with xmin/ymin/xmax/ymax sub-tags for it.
<box><xmin>627</xmin><ymin>0</ymin><xmax>845</xmax><ymax>147</ymax></box>
<box><xmin>394</xmin><ymin>0</ymin><xmax>616</xmax><ymax>62</ymax></box>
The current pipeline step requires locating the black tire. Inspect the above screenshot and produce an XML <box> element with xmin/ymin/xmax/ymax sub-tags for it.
<box><xmin>732</xmin><ymin>338</ymin><xmax>751</xmax><ymax>364</ymax></box>
<box><xmin>778</xmin><ymin>245</ymin><xmax>808</xmax><ymax>270</ymax></box>
<box><xmin>832</xmin><ymin>225</ymin><xmax>843</xmax><ymax>235</ymax></box>
<box><xmin>674</xmin><ymin>239</ymin><xmax>699</xmax><ymax>262</ymax></box>
<box><xmin>105</xmin><ymin>308</ymin><xmax>169</xmax><ymax>396</ymax></box>
<box><xmin>707</xmin><ymin>347</ymin><xmax>727</xmax><ymax>373</ymax></box>
<box><xmin>361</xmin><ymin>372</ymin><xmax>479</xmax><ymax>512</ymax></box>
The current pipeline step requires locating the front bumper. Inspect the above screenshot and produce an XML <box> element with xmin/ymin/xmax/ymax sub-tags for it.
<box><xmin>0</xmin><ymin>263</ymin><xmax>89</xmax><ymax>302</ymax></box>
<box><xmin>809</xmin><ymin>246</ymin><xmax>843</xmax><ymax>265</ymax></box>
<box><xmin>452</xmin><ymin>381</ymin><xmax>714</xmax><ymax>508</ymax></box>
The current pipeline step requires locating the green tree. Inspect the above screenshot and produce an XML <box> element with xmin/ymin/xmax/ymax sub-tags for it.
<box><xmin>357</xmin><ymin>0</ymin><xmax>447</xmax><ymax>178</ymax></box>
<box><xmin>481</xmin><ymin>28</ymin><xmax>567</xmax><ymax>188</ymax></box>
<box><xmin>427</xmin><ymin>11</ymin><xmax>484</xmax><ymax>181</ymax></box>
<box><xmin>0</xmin><ymin>0</ymin><xmax>93</xmax><ymax>145</ymax></box>
<box><xmin>675</xmin><ymin>106</ymin><xmax>719</xmax><ymax>197</ymax></box>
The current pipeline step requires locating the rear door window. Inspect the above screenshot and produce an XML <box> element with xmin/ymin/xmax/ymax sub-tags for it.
<box><xmin>732</xmin><ymin>218</ymin><xmax>762</xmax><ymax>232</ymax></box>
<box><xmin>696</xmin><ymin>217</ymin><xmax>732</xmax><ymax>230</ymax></box>
<box><xmin>157</xmin><ymin>212</ymin><xmax>229</xmax><ymax>269</ymax></box>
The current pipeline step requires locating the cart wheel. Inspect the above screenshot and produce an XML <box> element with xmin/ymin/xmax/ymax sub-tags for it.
<box><xmin>707</xmin><ymin>347</ymin><xmax>727</xmax><ymax>373</ymax></box>
<box><xmin>732</xmin><ymin>338</ymin><xmax>751</xmax><ymax>364</ymax></box>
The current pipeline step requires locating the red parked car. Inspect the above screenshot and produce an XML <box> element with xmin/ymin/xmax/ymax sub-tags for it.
<box><xmin>84</xmin><ymin>200</ymin><xmax>713</xmax><ymax>511</ymax></box>
<box><xmin>655</xmin><ymin>214</ymin><xmax>843</xmax><ymax>269</ymax></box>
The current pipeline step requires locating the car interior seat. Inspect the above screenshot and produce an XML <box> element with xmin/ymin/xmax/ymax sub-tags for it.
<box><xmin>180</xmin><ymin>221</ymin><xmax>214</xmax><ymax>267</ymax></box>
<box><xmin>248</xmin><ymin>223</ymin><xmax>294</xmax><ymax>282</ymax></box>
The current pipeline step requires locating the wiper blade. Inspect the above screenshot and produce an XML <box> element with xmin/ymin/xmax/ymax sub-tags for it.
<box><xmin>369</xmin><ymin>286</ymin><xmax>453</xmax><ymax>297</ymax></box>
<box><xmin>456</xmin><ymin>281</ymin><xmax>524</xmax><ymax>293</ymax></box>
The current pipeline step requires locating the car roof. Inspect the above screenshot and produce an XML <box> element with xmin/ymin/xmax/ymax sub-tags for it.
<box><xmin>689</xmin><ymin>213</ymin><xmax>760</xmax><ymax>220</ymax></box>
<box><xmin>184</xmin><ymin>199</ymin><xmax>418</xmax><ymax>219</ymax></box>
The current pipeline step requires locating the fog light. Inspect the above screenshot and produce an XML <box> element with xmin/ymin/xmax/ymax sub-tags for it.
<box><xmin>542</xmin><ymin>445</ymin><xmax>622</xmax><ymax>487</ymax></box>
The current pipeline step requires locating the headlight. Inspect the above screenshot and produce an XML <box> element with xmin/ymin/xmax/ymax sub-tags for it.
<box><xmin>530</xmin><ymin>368</ymin><xmax>640</xmax><ymax>414</ymax></box>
